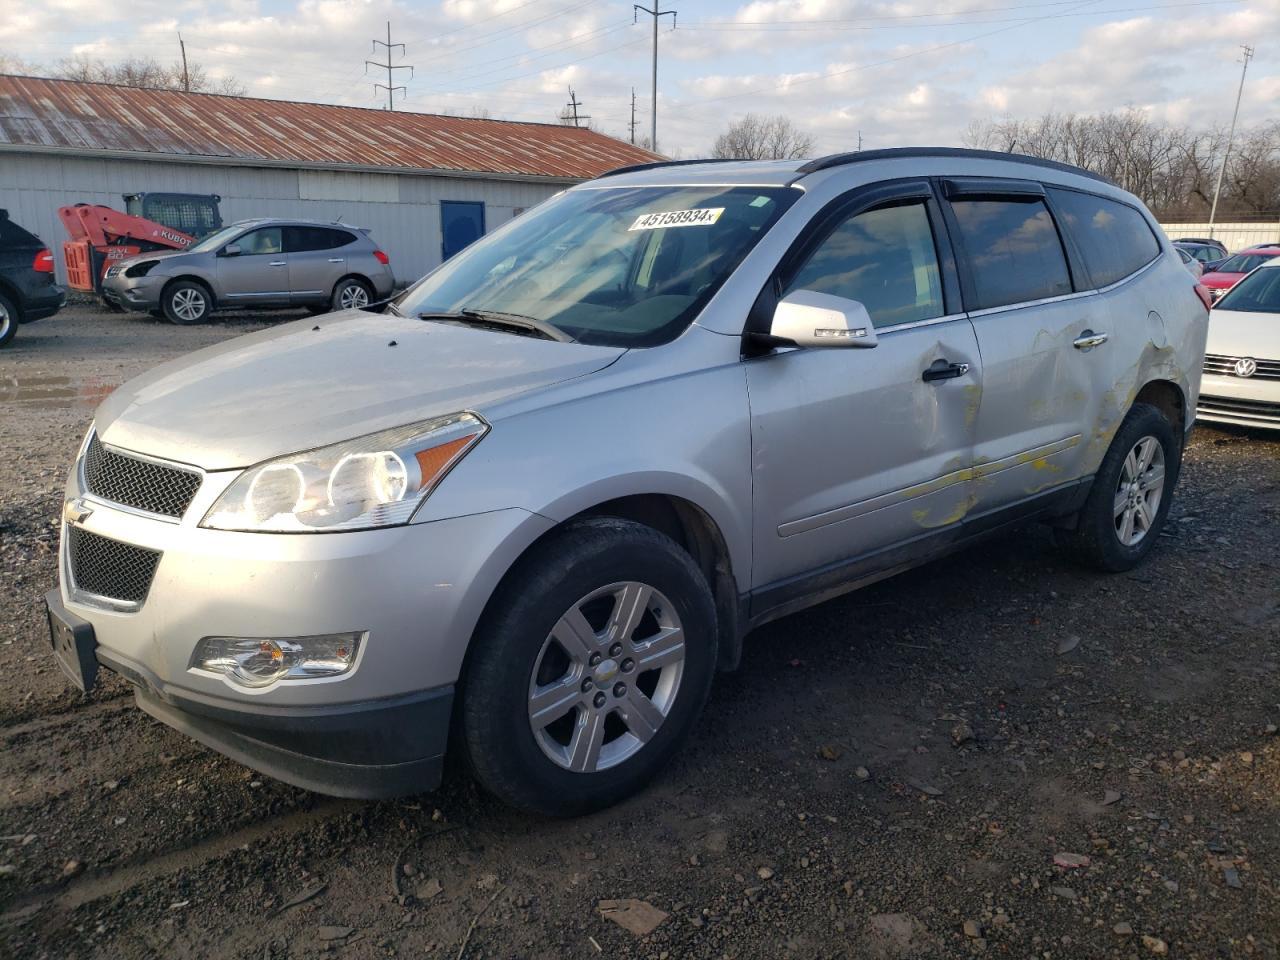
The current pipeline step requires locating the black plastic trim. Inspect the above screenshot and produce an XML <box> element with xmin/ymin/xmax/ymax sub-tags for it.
<box><xmin>942</xmin><ymin>177</ymin><xmax>1046</xmax><ymax>199</ymax></box>
<box><xmin>794</xmin><ymin>147</ymin><xmax>1115</xmax><ymax>186</ymax></box>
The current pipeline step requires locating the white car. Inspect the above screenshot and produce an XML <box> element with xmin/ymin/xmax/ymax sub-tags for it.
<box><xmin>1198</xmin><ymin>258</ymin><xmax>1280</xmax><ymax>429</ymax></box>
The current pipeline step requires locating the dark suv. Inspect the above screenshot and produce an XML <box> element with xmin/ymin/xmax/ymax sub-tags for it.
<box><xmin>0</xmin><ymin>209</ymin><xmax>65</xmax><ymax>348</ymax></box>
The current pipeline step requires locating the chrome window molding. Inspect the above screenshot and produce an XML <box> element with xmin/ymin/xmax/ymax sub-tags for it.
<box><xmin>876</xmin><ymin>313</ymin><xmax>968</xmax><ymax>336</ymax></box>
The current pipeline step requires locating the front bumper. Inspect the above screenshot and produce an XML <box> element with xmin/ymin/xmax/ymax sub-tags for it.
<box><xmin>101</xmin><ymin>273</ymin><xmax>163</xmax><ymax>312</ymax></box>
<box><xmin>1196</xmin><ymin>372</ymin><xmax>1280</xmax><ymax>430</ymax></box>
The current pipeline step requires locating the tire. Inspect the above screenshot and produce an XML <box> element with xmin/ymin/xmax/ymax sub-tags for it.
<box><xmin>459</xmin><ymin>517</ymin><xmax>718</xmax><ymax>817</ymax></box>
<box><xmin>331</xmin><ymin>277</ymin><xmax>372</xmax><ymax>312</ymax></box>
<box><xmin>100</xmin><ymin>296</ymin><xmax>125</xmax><ymax>313</ymax></box>
<box><xmin>162</xmin><ymin>281</ymin><xmax>212</xmax><ymax>325</ymax></box>
<box><xmin>1056</xmin><ymin>402</ymin><xmax>1180</xmax><ymax>572</ymax></box>
<box><xmin>0</xmin><ymin>292</ymin><xmax>18</xmax><ymax>348</ymax></box>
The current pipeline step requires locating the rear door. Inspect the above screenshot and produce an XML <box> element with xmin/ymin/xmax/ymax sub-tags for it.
<box><xmin>745</xmin><ymin>180</ymin><xmax>982</xmax><ymax>601</ymax></box>
<box><xmin>216</xmin><ymin>226</ymin><xmax>289</xmax><ymax>303</ymax></box>
<box><xmin>940</xmin><ymin>180</ymin><xmax>1109</xmax><ymax>514</ymax></box>
<box><xmin>286</xmin><ymin>226</ymin><xmax>356</xmax><ymax>304</ymax></box>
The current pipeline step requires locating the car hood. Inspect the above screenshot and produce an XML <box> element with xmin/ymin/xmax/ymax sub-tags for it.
<box><xmin>94</xmin><ymin>311</ymin><xmax>625</xmax><ymax>469</ymax></box>
<box><xmin>1206</xmin><ymin>307</ymin><xmax>1280</xmax><ymax>360</ymax></box>
<box><xmin>1201</xmin><ymin>271</ymin><xmax>1242</xmax><ymax>288</ymax></box>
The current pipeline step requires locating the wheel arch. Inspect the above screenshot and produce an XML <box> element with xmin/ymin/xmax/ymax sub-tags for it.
<box><xmin>161</xmin><ymin>274</ymin><xmax>217</xmax><ymax>310</ymax></box>
<box><xmin>333</xmin><ymin>273</ymin><xmax>373</xmax><ymax>295</ymax></box>
<box><xmin>0</xmin><ymin>279</ymin><xmax>22</xmax><ymax>321</ymax></box>
<box><xmin>1134</xmin><ymin>378</ymin><xmax>1187</xmax><ymax>434</ymax></box>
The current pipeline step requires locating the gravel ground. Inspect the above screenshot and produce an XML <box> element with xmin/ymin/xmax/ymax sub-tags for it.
<box><xmin>2</xmin><ymin>304</ymin><xmax>1278</xmax><ymax>960</ymax></box>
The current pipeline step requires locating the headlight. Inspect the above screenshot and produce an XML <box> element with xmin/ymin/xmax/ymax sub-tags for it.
<box><xmin>191</xmin><ymin>633</ymin><xmax>362</xmax><ymax>687</ymax></box>
<box><xmin>124</xmin><ymin>259</ymin><xmax>159</xmax><ymax>278</ymax></box>
<box><xmin>201</xmin><ymin>413</ymin><xmax>486</xmax><ymax>532</ymax></box>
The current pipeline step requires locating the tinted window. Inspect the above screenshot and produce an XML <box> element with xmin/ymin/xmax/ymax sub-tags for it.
<box><xmin>949</xmin><ymin>198</ymin><xmax>1071</xmax><ymax>309</ymax></box>
<box><xmin>785</xmin><ymin>201</ymin><xmax>944</xmax><ymax>328</ymax></box>
<box><xmin>287</xmin><ymin>227</ymin><xmax>356</xmax><ymax>252</ymax></box>
<box><xmin>238</xmin><ymin>227</ymin><xmax>283</xmax><ymax>256</ymax></box>
<box><xmin>1049</xmin><ymin>189</ymin><xmax>1159</xmax><ymax>287</ymax></box>
<box><xmin>1216</xmin><ymin>267</ymin><xmax>1280</xmax><ymax>313</ymax></box>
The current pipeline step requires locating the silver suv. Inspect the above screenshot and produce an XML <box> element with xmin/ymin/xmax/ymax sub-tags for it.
<box><xmin>102</xmin><ymin>218</ymin><xmax>396</xmax><ymax>323</ymax></box>
<box><xmin>48</xmin><ymin>149</ymin><xmax>1207</xmax><ymax>816</ymax></box>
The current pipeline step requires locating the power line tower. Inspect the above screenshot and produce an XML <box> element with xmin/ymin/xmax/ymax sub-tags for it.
<box><xmin>564</xmin><ymin>86</ymin><xmax>591</xmax><ymax>128</ymax></box>
<box><xmin>633</xmin><ymin>1</ymin><xmax>676</xmax><ymax>153</ymax></box>
<box><xmin>629</xmin><ymin>88</ymin><xmax>638</xmax><ymax>144</ymax></box>
<box><xmin>366</xmin><ymin>21</ymin><xmax>413</xmax><ymax>111</ymax></box>
<box><xmin>1207</xmin><ymin>44</ymin><xmax>1254</xmax><ymax>239</ymax></box>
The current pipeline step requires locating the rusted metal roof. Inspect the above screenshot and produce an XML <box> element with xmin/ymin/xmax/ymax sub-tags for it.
<box><xmin>0</xmin><ymin>75</ymin><xmax>663</xmax><ymax>181</ymax></box>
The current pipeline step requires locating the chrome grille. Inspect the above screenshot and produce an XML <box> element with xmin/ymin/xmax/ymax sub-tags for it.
<box><xmin>1203</xmin><ymin>353</ymin><xmax>1280</xmax><ymax>381</ymax></box>
<box><xmin>67</xmin><ymin>527</ymin><xmax>161</xmax><ymax>606</ymax></box>
<box><xmin>83</xmin><ymin>434</ymin><xmax>201</xmax><ymax>518</ymax></box>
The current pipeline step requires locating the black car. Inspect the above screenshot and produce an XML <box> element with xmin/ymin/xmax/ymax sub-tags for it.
<box><xmin>0</xmin><ymin>209</ymin><xmax>65</xmax><ymax>348</ymax></box>
<box><xmin>1173</xmin><ymin>240</ymin><xmax>1229</xmax><ymax>271</ymax></box>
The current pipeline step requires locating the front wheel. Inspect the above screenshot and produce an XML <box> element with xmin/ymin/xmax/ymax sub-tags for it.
<box><xmin>1056</xmin><ymin>402</ymin><xmax>1180</xmax><ymax>572</ymax></box>
<box><xmin>162</xmin><ymin>281</ymin><xmax>212</xmax><ymax>325</ymax></box>
<box><xmin>459</xmin><ymin>518</ymin><xmax>717</xmax><ymax>816</ymax></box>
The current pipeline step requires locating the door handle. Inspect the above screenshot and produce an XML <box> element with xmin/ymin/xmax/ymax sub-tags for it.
<box><xmin>922</xmin><ymin>359</ymin><xmax>970</xmax><ymax>383</ymax></box>
<box><xmin>269</xmin><ymin>260</ymin><xmax>287</xmax><ymax>266</ymax></box>
<box><xmin>1073</xmin><ymin>330</ymin><xmax>1109</xmax><ymax>350</ymax></box>
<box><xmin>327</xmin><ymin>258</ymin><xmax>346</xmax><ymax>263</ymax></box>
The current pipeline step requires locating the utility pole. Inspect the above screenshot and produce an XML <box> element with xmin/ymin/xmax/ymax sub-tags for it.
<box><xmin>629</xmin><ymin>88</ymin><xmax>638</xmax><ymax>144</ymax></box>
<box><xmin>634</xmin><ymin>1</ymin><xmax>676</xmax><ymax>152</ymax></box>
<box><xmin>1208</xmin><ymin>44</ymin><xmax>1253</xmax><ymax>239</ymax></box>
<box><xmin>857</xmin><ymin>130</ymin><xmax>862</xmax><ymax>151</ymax></box>
<box><xmin>564</xmin><ymin>87</ymin><xmax>591</xmax><ymax>128</ymax></box>
<box><xmin>366</xmin><ymin>21</ymin><xmax>413</xmax><ymax>111</ymax></box>
<box><xmin>178</xmin><ymin>32</ymin><xmax>190</xmax><ymax>92</ymax></box>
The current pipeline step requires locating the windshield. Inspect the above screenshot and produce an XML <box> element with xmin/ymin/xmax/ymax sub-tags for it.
<box><xmin>396</xmin><ymin>185</ymin><xmax>798</xmax><ymax>347</ymax></box>
<box><xmin>1214</xmin><ymin>252</ymin><xmax>1278</xmax><ymax>274</ymax></box>
<box><xmin>1216</xmin><ymin>267</ymin><xmax>1280</xmax><ymax>313</ymax></box>
<box><xmin>186</xmin><ymin>224</ymin><xmax>248</xmax><ymax>254</ymax></box>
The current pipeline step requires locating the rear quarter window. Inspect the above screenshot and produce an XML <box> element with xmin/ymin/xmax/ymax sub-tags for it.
<box><xmin>1048</xmin><ymin>189</ymin><xmax>1160</xmax><ymax>288</ymax></box>
<box><xmin>948</xmin><ymin>197</ymin><xmax>1072</xmax><ymax>310</ymax></box>
<box><xmin>0</xmin><ymin>217</ymin><xmax>41</xmax><ymax>249</ymax></box>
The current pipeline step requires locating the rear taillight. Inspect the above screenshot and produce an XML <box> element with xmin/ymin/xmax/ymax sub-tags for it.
<box><xmin>1194</xmin><ymin>283</ymin><xmax>1212</xmax><ymax>312</ymax></box>
<box><xmin>373</xmin><ymin>250</ymin><xmax>390</xmax><ymax>265</ymax></box>
<box><xmin>33</xmin><ymin>249</ymin><xmax>54</xmax><ymax>273</ymax></box>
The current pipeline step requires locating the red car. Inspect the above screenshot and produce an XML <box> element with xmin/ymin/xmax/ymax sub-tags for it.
<box><xmin>1200</xmin><ymin>244</ymin><xmax>1280</xmax><ymax>301</ymax></box>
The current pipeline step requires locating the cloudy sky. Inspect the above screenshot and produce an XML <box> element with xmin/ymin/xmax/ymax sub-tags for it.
<box><xmin>4</xmin><ymin>0</ymin><xmax>1275</xmax><ymax>156</ymax></box>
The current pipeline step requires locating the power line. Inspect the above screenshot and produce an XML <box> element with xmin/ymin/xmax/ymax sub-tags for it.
<box><xmin>1208</xmin><ymin>44</ymin><xmax>1254</xmax><ymax>239</ymax></box>
<box><xmin>633</xmin><ymin>0</ymin><xmax>676</xmax><ymax>153</ymax></box>
<box><xmin>366</xmin><ymin>21</ymin><xmax>413</xmax><ymax>110</ymax></box>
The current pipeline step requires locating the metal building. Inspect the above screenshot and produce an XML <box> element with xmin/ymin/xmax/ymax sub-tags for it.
<box><xmin>0</xmin><ymin>75</ymin><xmax>661</xmax><ymax>284</ymax></box>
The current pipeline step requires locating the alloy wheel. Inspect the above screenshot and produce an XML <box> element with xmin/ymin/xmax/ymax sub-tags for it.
<box><xmin>0</xmin><ymin>301</ymin><xmax>11</xmax><ymax>340</ymax></box>
<box><xmin>339</xmin><ymin>284</ymin><xmax>369</xmax><ymax>309</ymax></box>
<box><xmin>172</xmin><ymin>288</ymin><xmax>206</xmax><ymax>322</ymax></box>
<box><xmin>1113</xmin><ymin>435</ymin><xmax>1165</xmax><ymax>547</ymax></box>
<box><xmin>528</xmin><ymin>581</ymin><xmax>685</xmax><ymax>774</ymax></box>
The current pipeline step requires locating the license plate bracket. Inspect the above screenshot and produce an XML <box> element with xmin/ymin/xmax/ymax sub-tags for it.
<box><xmin>45</xmin><ymin>591</ymin><xmax>98</xmax><ymax>693</ymax></box>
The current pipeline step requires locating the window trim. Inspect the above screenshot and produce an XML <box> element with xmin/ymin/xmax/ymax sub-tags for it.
<box><xmin>1044</xmin><ymin>184</ymin><xmax>1163</xmax><ymax>291</ymax></box>
<box><xmin>938</xmin><ymin>181</ymin><xmax>1080</xmax><ymax>313</ymax></box>
<box><xmin>743</xmin><ymin>178</ymin><xmax>962</xmax><ymax>345</ymax></box>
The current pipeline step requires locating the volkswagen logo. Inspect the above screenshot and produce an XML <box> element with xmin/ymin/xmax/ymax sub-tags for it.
<box><xmin>1234</xmin><ymin>357</ymin><xmax>1258</xmax><ymax>378</ymax></box>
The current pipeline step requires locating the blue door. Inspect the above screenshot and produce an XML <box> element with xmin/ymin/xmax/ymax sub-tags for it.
<box><xmin>441</xmin><ymin>201</ymin><xmax>485</xmax><ymax>261</ymax></box>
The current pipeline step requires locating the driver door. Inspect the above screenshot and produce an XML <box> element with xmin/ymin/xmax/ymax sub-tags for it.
<box><xmin>745</xmin><ymin>180</ymin><xmax>983</xmax><ymax>609</ymax></box>
<box><xmin>216</xmin><ymin>226</ymin><xmax>289</xmax><ymax>303</ymax></box>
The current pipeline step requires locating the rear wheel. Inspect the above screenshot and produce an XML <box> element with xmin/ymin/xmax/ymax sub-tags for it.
<box><xmin>331</xmin><ymin>277</ymin><xmax>371</xmax><ymax>312</ymax></box>
<box><xmin>162</xmin><ymin>281</ymin><xmax>212</xmax><ymax>325</ymax></box>
<box><xmin>459</xmin><ymin>518</ymin><xmax>717</xmax><ymax>816</ymax></box>
<box><xmin>0</xmin><ymin>292</ymin><xmax>18</xmax><ymax>348</ymax></box>
<box><xmin>1056</xmin><ymin>402</ymin><xmax>1180</xmax><ymax>572</ymax></box>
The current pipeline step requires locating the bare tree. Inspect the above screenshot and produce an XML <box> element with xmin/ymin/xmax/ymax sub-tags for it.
<box><xmin>53</xmin><ymin>55</ymin><xmax>247</xmax><ymax>96</ymax></box>
<box><xmin>711</xmin><ymin>114</ymin><xmax>815</xmax><ymax>161</ymax></box>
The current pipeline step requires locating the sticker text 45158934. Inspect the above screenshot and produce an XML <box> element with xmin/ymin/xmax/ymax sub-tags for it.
<box><xmin>628</xmin><ymin>208</ymin><xmax>725</xmax><ymax>231</ymax></box>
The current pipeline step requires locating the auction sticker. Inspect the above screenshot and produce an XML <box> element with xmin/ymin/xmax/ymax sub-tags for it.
<box><xmin>629</xmin><ymin>207</ymin><xmax>725</xmax><ymax>231</ymax></box>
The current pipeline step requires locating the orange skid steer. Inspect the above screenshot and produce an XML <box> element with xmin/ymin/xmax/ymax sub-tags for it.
<box><xmin>58</xmin><ymin>193</ymin><xmax>221</xmax><ymax>306</ymax></box>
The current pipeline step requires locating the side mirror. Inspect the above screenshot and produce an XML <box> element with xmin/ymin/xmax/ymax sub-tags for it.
<box><xmin>767</xmin><ymin>290</ymin><xmax>878</xmax><ymax>348</ymax></box>
<box><xmin>221</xmin><ymin>243</ymin><xmax>242</xmax><ymax>258</ymax></box>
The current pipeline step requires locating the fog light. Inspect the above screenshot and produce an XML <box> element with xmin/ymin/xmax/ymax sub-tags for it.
<box><xmin>191</xmin><ymin>633</ymin><xmax>362</xmax><ymax>688</ymax></box>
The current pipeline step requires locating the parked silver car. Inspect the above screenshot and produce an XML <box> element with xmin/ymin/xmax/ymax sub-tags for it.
<box><xmin>48</xmin><ymin>149</ymin><xmax>1208</xmax><ymax>816</ymax></box>
<box><xmin>102</xmin><ymin>218</ymin><xmax>395</xmax><ymax>323</ymax></box>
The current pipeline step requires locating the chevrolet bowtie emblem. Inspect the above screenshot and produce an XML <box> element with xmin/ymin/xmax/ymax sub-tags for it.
<box><xmin>63</xmin><ymin>498</ymin><xmax>94</xmax><ymax>525</ymax></box>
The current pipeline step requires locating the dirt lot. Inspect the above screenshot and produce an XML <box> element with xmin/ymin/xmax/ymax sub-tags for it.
<box><xmin>2</xmin><ymin>303</ymin><xmax>1278</xmax><ymax>960</ymax></box>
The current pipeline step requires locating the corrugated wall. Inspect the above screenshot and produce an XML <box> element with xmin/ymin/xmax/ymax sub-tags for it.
<box><xmin>0</xmin><ymin>153</ymin><xmax>565</xmax><ymax>285</ymax></box>
<box><xmin>1158</xmin><ymin>221</ymin><xmax>1280</xmax><ymax>251</ymax></box>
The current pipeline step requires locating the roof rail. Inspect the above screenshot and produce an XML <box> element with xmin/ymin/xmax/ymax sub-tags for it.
<box><xmin>795</xmin><ymin>147</ymin><xmax>1115</xmax><ymax>186</ymax></box>
<box><xmin>596</xmin><ymin>158</ymin><xmax>738</xmax><ymax>179</ymax></box>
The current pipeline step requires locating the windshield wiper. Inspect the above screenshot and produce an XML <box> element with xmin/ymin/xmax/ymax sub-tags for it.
<box><xmin>417</xmin><ymin>308</ymin><xmax>574</xmax><ymax>343</ymax></box>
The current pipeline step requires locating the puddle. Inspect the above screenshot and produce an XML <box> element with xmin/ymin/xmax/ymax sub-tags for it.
<box><xmin>0</xmin><ymin>376</ymin><xmax>118</xmax><ymax>408</ymax></box>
